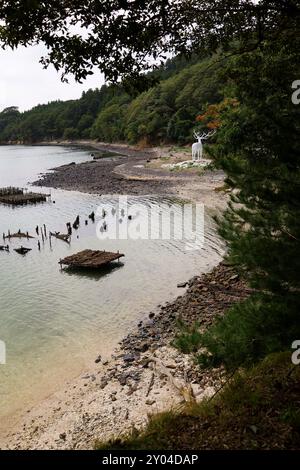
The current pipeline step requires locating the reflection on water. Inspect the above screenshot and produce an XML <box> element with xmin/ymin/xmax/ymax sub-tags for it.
<box><xmin>0</xmin><ymin>145</ymin><xmax>224</xmax><ymax>425</ymax></box>
<box><xmin>61</xmin><ymin>262</ymin><xmax>125</xmax><ymax>280</ymax></box>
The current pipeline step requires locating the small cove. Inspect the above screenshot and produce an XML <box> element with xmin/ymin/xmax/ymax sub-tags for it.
<box><xmin>0</xmin><ymin>145</ymin><xmax>224</xmax><ymax>426</ymax></box>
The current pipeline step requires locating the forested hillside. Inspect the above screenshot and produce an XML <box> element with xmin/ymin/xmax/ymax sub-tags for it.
<box><xmin>0</xmin><ymin>55</ymin><xmax>222</xmax><ymax>145</ymax></box>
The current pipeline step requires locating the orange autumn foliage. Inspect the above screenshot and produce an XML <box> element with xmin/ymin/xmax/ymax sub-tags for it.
<box><xmin>196</xmin><ymin>98</ymin><xmax>239</xmax><ymax>129</ymax></box>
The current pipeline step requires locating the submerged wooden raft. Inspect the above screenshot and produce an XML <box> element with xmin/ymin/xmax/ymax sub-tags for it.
<box><xmin>50</xmin><ymin>232</ymin><xmax>71</xmax><ymax>243</ymax></box>
<box><xmin>0</xmin><ymin>187</ymin><xmax>50</xmax><ymax>205</ymax></box>
<box><xmin>14</xmin><ymin>246</ymin><xmax>32</xmax><ymax>255</ymax></box>
<box><xmin>0</xmin><ymin>245</ymin><xmax>9</xmax><ymax>252</ymax></box>
<box><xmin>59</xmin><ymin>249</ymin><xmax>124</xmax><ymax>269</ymax></box>
<box><xmin>3</xmin><ymin>231</ymin><xmax>35</xmax><ymax>240</ymax></box>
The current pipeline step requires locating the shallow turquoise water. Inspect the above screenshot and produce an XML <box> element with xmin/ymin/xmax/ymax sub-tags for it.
<box><xmin>0</xmin><ymin>145</ymin><xmax>223</xmax><ymax>424</ymax></box>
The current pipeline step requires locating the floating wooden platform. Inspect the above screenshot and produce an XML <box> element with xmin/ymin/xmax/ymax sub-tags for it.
<box><xmin>59</xmin><ymin>249</ymin><xmax>124</xmax><ymax>269</ymax></box>
<box><xmin>0</xmin><ymin>187</ymin><xmax>50</xmax><ymax>205</ymax></box>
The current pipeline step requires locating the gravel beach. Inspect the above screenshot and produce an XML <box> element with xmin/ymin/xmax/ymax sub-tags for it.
<box><xmin>1</xmin><ymin>263</ymin><xmax>250</xmax><ymax>450</ymax></box>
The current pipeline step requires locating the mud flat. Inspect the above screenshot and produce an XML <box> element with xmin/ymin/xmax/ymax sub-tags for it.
<box><xmin>0</xmin><ymin>263</ymin><xmax>250</xmax><ymax>450</ymax></box>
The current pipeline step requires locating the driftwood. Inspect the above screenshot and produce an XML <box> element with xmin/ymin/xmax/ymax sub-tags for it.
<box><xmin>50</xmin><ymin>232</ymin><xmax>71</xmax><ymax>243</ymax></box>
<box><xmin>146</xmin><ymin>372</ymin><xmax>155</xmax><ymax>397</ymax></box>
<box><xmin>59</xmin><ymin>249</ymin><xmax>124</xmax><ymax>269</ymax></box>
<box><xmin>151</xmin><ymin>358</ymin><xmax>196</xmax><ymax>403</ymax></box>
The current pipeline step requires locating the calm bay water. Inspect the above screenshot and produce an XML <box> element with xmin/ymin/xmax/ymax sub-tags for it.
<box><xmin>0</xmin><ymin>145</ymin><xmax>223</xmax><ymax>426</ymax></box>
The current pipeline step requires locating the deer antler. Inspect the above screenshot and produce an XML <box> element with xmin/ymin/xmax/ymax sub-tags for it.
<box><xmin>201</xmin><ymin>129</ymin><xmax>216</xmax><ymax>140</ymax></box>
<box><xmin>193</xmin><ymin>131</ymin><xmax>205</xmax><ymax>140</ymax></box>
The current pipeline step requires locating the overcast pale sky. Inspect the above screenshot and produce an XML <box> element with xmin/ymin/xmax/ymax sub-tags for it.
<box><xmin>0</xmin><ymin>44</ymin><xmax>105</xmax><ymax>112</ymax></box>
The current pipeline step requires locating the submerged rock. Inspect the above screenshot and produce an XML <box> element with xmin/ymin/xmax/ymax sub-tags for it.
<box><xmin>177</xmin><ymin>281</ymin><xmax>188</xmax><ymax>288</ymax></box>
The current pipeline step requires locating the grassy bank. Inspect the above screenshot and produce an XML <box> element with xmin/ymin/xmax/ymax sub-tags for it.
<box><xmin>95</xmin><ymin>352</ymin><xmax>300</xmax><ymax>450</ymax></box>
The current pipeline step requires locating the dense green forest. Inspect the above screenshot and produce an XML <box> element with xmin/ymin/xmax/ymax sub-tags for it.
<box><xmin>0</xmin><ymin>55</ymin><xmax>222</xmax><ymax>145</ymax></box>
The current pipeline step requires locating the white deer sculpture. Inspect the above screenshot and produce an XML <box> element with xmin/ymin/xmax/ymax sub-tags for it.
<box><xmin>192</xmin><ymin>130</ymin><xmax>216</xmax><ymax>161</ymax></box>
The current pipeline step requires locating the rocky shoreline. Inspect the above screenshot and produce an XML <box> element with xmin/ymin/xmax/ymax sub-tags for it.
<box><xmin>1</xmin><ymin>262</ymin><xmax>250</xmax><ymax>450</ymax></box>
<box><xmin>32</xmin><ymin>141</ymin><xmax>228</xmax><ymax>209</ymax></box>
<box><xmin>33</xmin><ymin>141</ymin><xmax>161</xmax><ymax>195</ymax></box>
